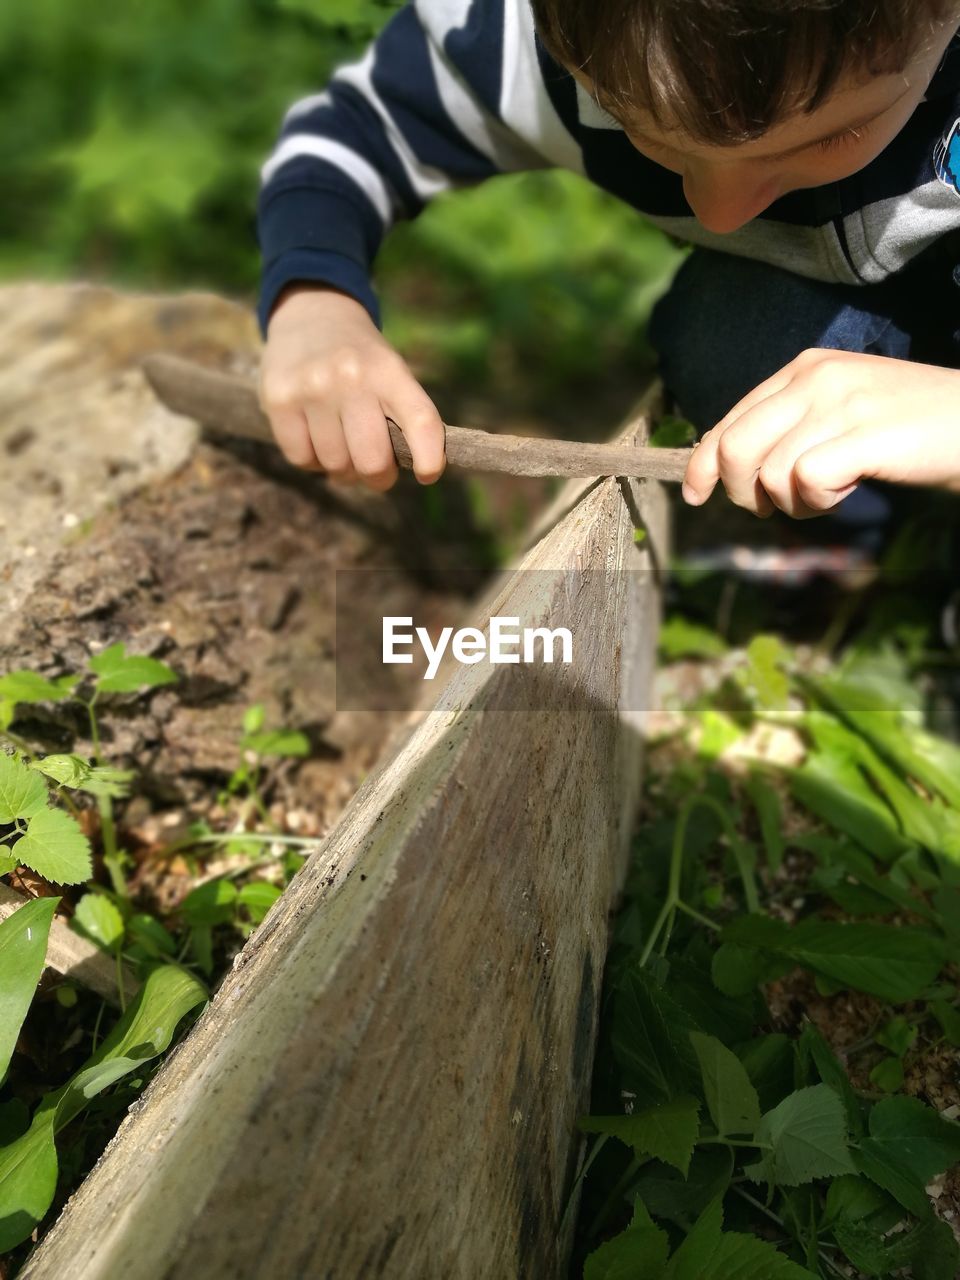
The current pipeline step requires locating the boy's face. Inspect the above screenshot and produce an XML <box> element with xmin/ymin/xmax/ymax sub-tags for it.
<box><xmin>567</xmin><ymin>18</ymin><xmax>958</xmax><ymax>233</ymax></box>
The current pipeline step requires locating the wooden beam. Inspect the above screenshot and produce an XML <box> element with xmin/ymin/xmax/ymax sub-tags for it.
<box><xmin>19</xmin><ymin>394</ymin><xmax>668</xmax><ymax>1280</ymax></box>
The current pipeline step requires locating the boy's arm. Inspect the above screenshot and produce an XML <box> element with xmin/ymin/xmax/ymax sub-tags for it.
<box><xmin>681</xmin><ymin>349</ymin><xmax>960</xmax><ymax>516</ymax></box>
<box><xmin>257</xmin><ymin>0</ymin><xmax>549</xmax><ymax>336</ymax></box>
<box><xmin>256</xmin><ymin>0</ymin><xmax>558</xmax><ymax>491</ymax></box>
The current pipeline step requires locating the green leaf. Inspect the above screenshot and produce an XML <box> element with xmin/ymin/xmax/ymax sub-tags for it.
<box><xmin>584</xmin><ymin>1206</ymin><xmax>670</xmax><ymax>1280</ymax></box>
<box><xmin>659</xmin><ymin>616</ymin><xmax>727</xmax><ymax>661</ymax></box>
<box><xmin>0</xmin><ymin>1105</ymin><xmax>57</xmax><ymax>1253</ymax></box>
<box><xmin>854</xmin><ymin>1144</ymin><xmax>931</xmax><ymax>1218</ymax></box>
<box><xmin>744</xmin><ymin>635</ymin><xmax>790</xmax><ymax>710</ymax></box>
<box><xmin>865</xmin><ymin>1095</ymin><xmax>960</xmax><ymax>1185</ymax></box>
<box><xmin>833</xmin><ymin>1213</ymin><xmax>960</xmax><ymax>1280</ymax></box>
<box><xmin>737</xmin><ymin>1035</ymin><xmax>795</xmax><ymax>1114</ymax></box>
<box><xmin>805</xmin><ymin>672</ymin><xmax>960</xmax><ymax>810</ymax></box>
<box><xmin>788</xmin><ymin>747</ymin><xmax>910</xmax><ymax>863</ymax></box>
<box><xmin>690</xmin><ymin>1032</ymin><xmax>760</xmax><ymax>1138</ymax></box>
<box><xmin>126</xmin><ymin>914</ymin><xmax>176</xmax><ymax>959</ymax></box>
<box><xmin>724</xmin><ymin>915</ymin><xmax>945</xmax><ymax>1002</ymax></box>
<box><xmin>868</xmin><ymin>1057</ymin><xmax>904</xmax><ymax>1093</ymax></box>
<box><xmin>797</xmin><ymin>832</ymin><xmax>937</xmax><ymax>923</ymax></box>
<box><xmin>0</xmin><ymin>848</ymin><xmax>18</xmax><ymax>876</ymax></box>
<box><xmin>242</xmin><ymin>703</ymin><xmax>266</xmax><ymax>735</ymax></box>
<box><xmin>56</xmin><ymin>103</ymin><xmax>232</xmax><ymax>229</ymax></box>
<box><xmin>824</xmin><ymin>1174</ymin><xmax>898</xmax><ymax>1232</ymax></box>
<box><xmin>696</xmin><ymin>709</ymin><xmax>741</xmax><ymax>761</ymax></box>
<box><xmin>663</xmin><ymin>958</ymin><xmax>759</xmax><ymax>1046</ymax></box>
<box><xmin>634</xmin><ymin>1146</ymin><xmax>732</xmax><ymax>1232</ymax></box>
<box><xmin>746</xmin><ymin>1085</ymin><xmax>856</xmax><ymax>1187</ymax></box>
<box><xmin>71</xmin><ymin>894</ymin><xmax>124</xmax><ymax>953</ymax></box>
<box><xmin>12</xmin><ymin>808</ymin><xmax>92</xmax><ymax>885</ymax></box>
<box><xmin>0</xmin><ymin>898</ymin><xmax>58</xmax><ymax>1082</ymax></box>
<box><xmin>797</xmin><ymin>1024</ymin><xmax>864</xmax><ymax>1138</ymax></box>
<box><xmin>930</xmin><ymin>999</ymin><xmax>960</xmax><ymax>1046</ymax></box>
<box><xmin>799</xmin><ymin>708</ymin><xmax>960</xmax><ymax>857</ymax></box>
<box><xmin>30</xmin><ymin>754</ymin><xmax>91</xmax><ymax>789</ymax></box>
<box><xmin>87</xmin><ymin>643</ymin><xmax>177</xmax><ymax>694</ymax></box>
<box><xmin>579</xmin><ymin>1096</ymin><xmax>701</xmax><ymax>1176</ymax></box>
<box><xmin>875</xmin><ymin>1015</ymin><xmax>917</xmax><ymax>1057</ymax></box>
<box><xmin>650</xmin><ymin>415</ymin><xmax>697</xmax><ymax>449</ymax></box>
<box><xmin>664</xmin><ymin>1195</ymin><xmax>816</xmax><ymax>1280</ymax></box>
<box><xmin>31</xmin><ymin>754</ymin><xmax>133</xmax><ymax>799</ymax></box>
<box><xmin>743</xmin><ymin>773</ymin><xmax>784</xmax><ymax>873</ymax></box>
<box><xmin>710</xmin><ymin>943</ymin><xmax>776</xmax><ymax>997</ymax></box>
<box><xmin>662</xmin><ymin>1194</ymin><xmax>723</xmax><ymax>1280</ymax></box>
<box><xmin>241</xmin><ymin>729</ymin><xmax>310</xmax><ymax>758</ymax></box>
<box><xmin>908</xmin><ymin>1213</ymin><xmax>960</xmax><ymax>1280</ymax></box>
<box><xmin>612</xmin><ymin>969</ymin><xmax>700</xmax><ymax>1104</ymax></box>
<box><xmin>634</xmin><ymin>1148</ymin><xmax>732</xmax><ymax>1231</ymax></box>
<box><xmin>81</xmin><ymin>765</ymin><xmax>135</xmax><ymax>800</ymax></box>
<box><xmin>0</xmin><ymin>671</ymin><xmax>78</xmax><ymax>707</ymax></box>
<box><xmin>0</xmin><ymin>965</ymin><xmax>206</xmax><ymax>1250</ymax></box>
<box><xmin>237</xmin><ymin>881</ymin><xmax>282</xmax><ymax>925</ymax></box>
<box><xmin>0</xmin><ymin>752</ymin><xmax>49</xmax><ymax>824</ymax></box>
<box><xmin>720</xmin><ymin>914</ymin><xmax>790</xmax><ymax>950</ymax></box>
<box><xmin>180</xmin><ymin>878</ymin><xmax>238</xmax><ymax>927</ymax></box>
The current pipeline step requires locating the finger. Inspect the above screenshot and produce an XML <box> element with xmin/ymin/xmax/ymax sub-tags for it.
<box><xmin>712</xmin><ymin>391</ymin><xmax>809</xmax><ymax>513</ymax></box>
<box><xmin>684</xmin><ymin>444</ymin><xmax>776</xmax><ymax>516</ymax></box>
<box><xmin>266</xmin><ymin>405</ymin><xmax>325</xmax><ymax>472</ymax></box>
<box><xmin>381</xmin><ymin>388</ymin><xmax>447</xmax><ymax>484</ymax></box>
<box><xmin>303</xmin><ymin>400</ymin><xmax>356</xmax><ymax>481</ymax></box>
<box><xmin>341</xmin><ymin>394</ymin><xmax>399</xmax><ymax>491</ymax></box>
<box><xmin>682</xmin><ymin>354</ymin><xmax>816</xmax><ymax>505</ymax></box>
<box><xmin>711</xmin><ymin>362</ymin><xmax>798</xmax><ymax>435</ymax></box>
<box><xmin>758</xmin><ymin>417</ymin><xmax>859</xmax><ymax>517</ymax></box>
<box><xmin>791</xmin><ymin>430</ymin><xmax>875</xmax><ymax>511</ymax></box>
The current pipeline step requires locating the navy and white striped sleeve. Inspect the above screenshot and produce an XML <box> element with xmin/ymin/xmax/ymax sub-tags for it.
<box><xmin>256</xmin><ymin>0</ymin><xmax>561</xmax><ymax>336</ymax></box>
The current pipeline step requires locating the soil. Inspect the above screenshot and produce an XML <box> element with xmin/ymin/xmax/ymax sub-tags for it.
<box><xmin>0</xmin><ymin>282</ymin><xmax>554</xmax><ymax>917</ymax></box>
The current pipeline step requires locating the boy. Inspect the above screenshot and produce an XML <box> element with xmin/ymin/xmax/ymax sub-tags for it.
<box><xmin>256</xmin><ymin>0</ymin><xmax>960</xmax><ymax>520</ymax></box>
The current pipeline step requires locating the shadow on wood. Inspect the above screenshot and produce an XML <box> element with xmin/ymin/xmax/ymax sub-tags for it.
<box><xmin>18</xmin><ymin>391</ymin><xmax>669</xmax><ymax>1280</ymax></box>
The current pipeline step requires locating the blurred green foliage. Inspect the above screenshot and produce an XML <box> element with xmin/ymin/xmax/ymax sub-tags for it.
<box><xmin>0</xmin><ymin>0</ymin><xmax>681</xmax><ymax>397</ymax></box>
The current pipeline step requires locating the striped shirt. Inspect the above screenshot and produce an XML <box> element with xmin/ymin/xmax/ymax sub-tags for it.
<box><xmin>256</xmin><ymin>1</ymin><xmax>960</xmax><ymax>336</ymax></box>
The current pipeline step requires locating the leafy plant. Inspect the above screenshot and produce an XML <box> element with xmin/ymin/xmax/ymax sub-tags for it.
<box><xmin>0</xmin><ymin>657</ymin><xmax>318</xmax><ymax>1263</ymax></box>
<box><xmin>572</xmin><ymin>628</ymin><xmax>960</xmax><ymax>1278</ymax></box>
<box><xmin>0</xmin><ymin>957</ymin><xmax>206</xmax><ymax>1251</ymax></box>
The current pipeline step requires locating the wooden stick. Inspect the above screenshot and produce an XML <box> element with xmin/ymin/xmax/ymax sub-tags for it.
<box><xmin>142</xmin><ymin>353</ymin><xmax>691</xmax><ymax>483</ymax></box>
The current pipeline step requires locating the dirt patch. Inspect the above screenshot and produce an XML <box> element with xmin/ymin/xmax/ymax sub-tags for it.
<box><xmin>0</xmin><ymin>283</ymin><xmax>507</xmax><ymax>905</ymax></box>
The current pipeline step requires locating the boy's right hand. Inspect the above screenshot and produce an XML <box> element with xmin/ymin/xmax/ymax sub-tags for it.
<box><xmin>259</xmin><ymin>284</ymin><xmax>447</xmax><ymax>490</ymax></box>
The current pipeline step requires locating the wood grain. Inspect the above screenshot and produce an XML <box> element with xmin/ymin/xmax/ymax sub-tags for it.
<box><xmin>20</xmin><ymin>393</ymin><xmax>667</xmax><ymax>1280</ymax></box>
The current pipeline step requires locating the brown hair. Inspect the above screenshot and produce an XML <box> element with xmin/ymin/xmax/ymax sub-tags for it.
<box><xmin>530</xmin><ymin>0</ymin><xmax>957</xmax><ymax>144</ymax></box>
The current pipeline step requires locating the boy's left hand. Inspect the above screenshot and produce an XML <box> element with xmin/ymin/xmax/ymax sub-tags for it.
<box><xmin>681</xmin><ymin>349</ymin><xmax>960</xmax><ymax>517</ymax></box>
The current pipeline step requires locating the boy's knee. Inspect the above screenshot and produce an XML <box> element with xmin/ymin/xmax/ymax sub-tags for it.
<box><xmin>648</xmin><ymin>249</ymin><xmax>911</xmax><ymax>433</ymax></box>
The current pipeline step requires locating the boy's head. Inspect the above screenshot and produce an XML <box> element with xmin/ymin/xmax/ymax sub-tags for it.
<box><xmin>531</xmin><ymin>0</ymin><xmax>960</xmax><ymax>231</ymax></box>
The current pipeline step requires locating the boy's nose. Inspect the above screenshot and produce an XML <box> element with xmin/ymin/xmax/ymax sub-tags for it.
<box><xmin>682</xmin><ymin>170</ymin><xmax>780</xmax><ymax>234</ymax></box>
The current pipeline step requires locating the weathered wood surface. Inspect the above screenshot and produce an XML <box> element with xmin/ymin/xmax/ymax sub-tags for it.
<box><xmin>144</xmin><ymin>351</ymin><xmax>692</xmax><ymax>482</ymax></box>
<box><xmin>19</xmin><ymin>373</ymin><xmax>667</xmax><ymax>1280</ymax></box>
